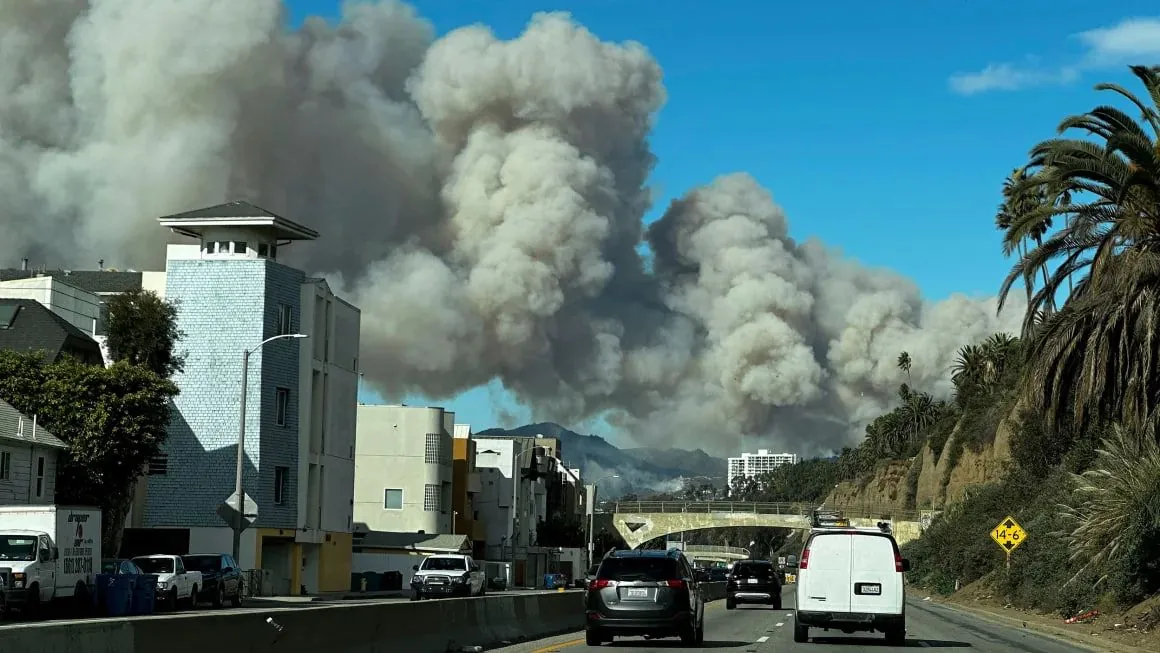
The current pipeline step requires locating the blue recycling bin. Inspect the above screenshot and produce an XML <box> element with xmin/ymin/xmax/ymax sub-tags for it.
<box><xmin>543</xmin><ymin>573</ymin><xmax>559</xmax><ymax>590</ymax></box>
<box><xmin>92</xmin><ymin>573</ymin><xmax>114</xmax><ymax>610</ymax></box>
<box><xmin>104</xmin><ymin>575</ymin><xmax>135</xmax><ymax>617</ymax></box>
<box><xmin>131</xmin><ymin>575</ymin><xmax>157</xmax><ymax>615</ymax></box>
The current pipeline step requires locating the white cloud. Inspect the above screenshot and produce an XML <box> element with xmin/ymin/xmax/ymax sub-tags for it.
<box><xmin>948</xmin><ymin>16</ymin><xmax>1160</xmax><ymax>95</ymax></box>
<box><xmin>949</xmin><ymin>63</ymin><xmax>1077</xmax><ymax>95</ymax></box>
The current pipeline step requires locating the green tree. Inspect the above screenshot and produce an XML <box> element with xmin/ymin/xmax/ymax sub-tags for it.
<box><xmin>105</xmin><ymin>289</ymin><xmax>185</xmax><ymax>378</ymax></box>
<box><xmin>536</xmin><ymin>514</ymin><xmax>586</xmax><ymax>548</ymax></box>
<box><xmin>0</xmin><ymin>351</ymin><xmax>178</xmax><ymax>553</ymax></box>
<box><xmin>997</xmin><ymin>65</ymin><xmax>1160</xmax><ymax>433</ymax></box>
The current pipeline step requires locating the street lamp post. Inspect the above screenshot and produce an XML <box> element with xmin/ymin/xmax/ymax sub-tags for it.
<box><xmin>586</xmin><ymin>475</ymin><xmax>619</xmax><ymax>569</ymax></box>
<box><xmin>232</xmin><ymin>333</ymin><xmax>308</xmax><ymax>563</ymax></box>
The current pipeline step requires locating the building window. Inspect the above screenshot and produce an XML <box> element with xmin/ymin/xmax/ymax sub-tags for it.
<box><xmin>275</xmin><ymin>388</ymin><xmax>290</xmax><ymax>426</ymax></box>
<box><xmin>278</xmin><ymin>304</ymin><xmax>293</xmax><ymax>335</ymax></box>
<box><xmin>274</xmin><ymin>466</ymin><xmax>289</xmax><ymax>505</ymax></box>
<box><xmin>148</xmin><ymin>454</ymin><xmax>168</xmax><ymax>475</ymax></box>
<box><xmin>383</xmin><ymin>488</ymin><xmax>403</xmax><ymax>510</ymax></box>
<box><xmin>0</xmin><ymin>450</ymin><xmax>9</xmax><ymax>480</ymax></box>
<box><xmin>424</xmin><ymin>433</ymin><xmax>441</xmax><ymax>463</ymax></box>
<box><xmin>258</xmin><ymin>243</ymin><xmax>270</xmax><ymax>258</ymax></box>
<box><xmin>35</xmin><ymin>456</ymin><xmax>45</xmax><ymax>498</ymax></box>
<box><xmin>424</xmin><ymin>484</ymin><xmax>440</xmax><ymax>512</ymax></box>
<box><xmin>233</xmin><ymin>241</ymin><xmax>247</xmax><ymax>256</ymax></box>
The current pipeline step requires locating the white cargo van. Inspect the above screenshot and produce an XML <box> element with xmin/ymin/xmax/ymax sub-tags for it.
<box><xmin>793</xmin><ymin>524</ymin><xmax>909</xmax><ymax>644</ymax></box>
<box><xmin>0</xmin><ymin>505</ymin><xmax>101</xmax><ymax>615</ymax></box>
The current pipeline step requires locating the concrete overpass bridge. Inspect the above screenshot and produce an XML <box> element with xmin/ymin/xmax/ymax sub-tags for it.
<box><xmin>601</xmin><ymin>501</ymin><xmax>925</xmax><ymax>550</ymax></box>
<box><xmin>681</xmin><ymin>544</ymin><xmax>750</xmax><ymax>562</ymax></box>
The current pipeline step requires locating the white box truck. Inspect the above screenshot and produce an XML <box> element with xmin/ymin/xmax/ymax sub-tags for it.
<box><xmin>0</xmin><ymin>505</ymin><xmax>101</xmax><ymax>614</ymax></box>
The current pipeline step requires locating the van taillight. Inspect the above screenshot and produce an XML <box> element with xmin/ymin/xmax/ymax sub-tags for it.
<box><xmin>894</xmin><ymin>550</ymin><xmax>904</xmax><ymax>573</ymax></box>
<box><xmin>666</xmin><ymin>579</ymin><xmax>687</xmax><ymax>589</ymax></box>
<box><xmin>590</xmin><ymin>579</ymin><xmax>613</xmax><ymax>590</ymax></box>
<box><xmin>798</xmin><ymin>548</ymin><xmax>810</xmax><ymax>570</ymax></box>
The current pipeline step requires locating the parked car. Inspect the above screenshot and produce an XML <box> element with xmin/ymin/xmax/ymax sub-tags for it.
<box><xmin>725</xmin><ymin>559</ymin><xmax>782</xmax><ymax>610</ymax></box>
<box><xmin>182</xmin><ymin>553</ymin><xmax>243</xmax><ymax>608</ymax></box>
<box><xmin>584</xmin><ymin>548</ymin><xmax>705</xmax><ymax>647</ymax></box>
<box><xmin>708</xmin><ymin>567</ymin><xmax>729</xmax><ymax>582</ymax></box>
<box><xmin>409</xmin><ymin>554</ymin><xmax>486</xmax><ymax>600</ymax></box>
<box><xmin>132</xmin><ymin>554</ymin><xmax>202</xmax><ymax>611</ymax></box>
<box><xmin>101</xmin><ymin>559</ymin><xmax>145</xmax><ymax>576</ymax></box>
<box><xmin>794</xmin><ymin>524</ymin><xmax>909</xmax><ymax>644</ymax></box>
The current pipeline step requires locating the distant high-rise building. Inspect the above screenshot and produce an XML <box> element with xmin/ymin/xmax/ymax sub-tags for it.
<box><xmin>727</xmin><ymin>449</ymin><xmax>799</xmax><ymax>493</ymax></box>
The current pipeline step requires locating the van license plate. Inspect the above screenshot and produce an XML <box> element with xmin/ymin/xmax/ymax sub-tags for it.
<box><xmin>747</xmin><ymin>578</ymin><xmax>759</xmax><ymax>584</ymax></box>
<box><xmin>626</xmin><ymin>588</ymin><xmax>649</xmax><ymax>599</ymax></box>
<box><xmin>855</xmin><ymin>583</ymin><xmax>881</xmax><ymax>595</ymax></box>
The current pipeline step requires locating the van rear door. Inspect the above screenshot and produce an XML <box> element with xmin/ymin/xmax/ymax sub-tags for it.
<box><xmin>849</xmin><ymin>533</ymin><xmax>903</xmax><ymax>615</ymax></box>
<box><xmin>797</xmin><ymin>532</ymin><xmax>852</xmax><ymax>613</ymax></box>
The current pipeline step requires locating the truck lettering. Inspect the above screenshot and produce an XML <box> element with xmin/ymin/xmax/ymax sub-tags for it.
<box><xmin>67</xmin><ymin>512</ymin><xmax>91</xmax><ymax>523</ymax></box>
<box><xmin>63</xmin><ymin>553</ymin><xmax>93</xmax><ymax>575</ymax></box>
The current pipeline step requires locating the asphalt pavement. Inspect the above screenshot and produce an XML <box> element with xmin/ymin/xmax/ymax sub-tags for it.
<box><xmin>491</xmin><ymin>587</ymin><xmax>1096</xmax><ymax>652</ymax></box>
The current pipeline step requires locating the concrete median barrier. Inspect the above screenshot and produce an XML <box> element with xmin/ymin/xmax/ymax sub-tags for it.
<box><xmin>0</xmin><ymin>591</ymin><xmax>586</xmax><ymax>653</ymax></box>
<box><xmin>702</xmin><ymin>581</ymin><xmax>727</xmax><ymax>602</ymax></box>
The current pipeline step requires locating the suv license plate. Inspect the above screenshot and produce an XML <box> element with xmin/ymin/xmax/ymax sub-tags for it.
<box><xmin>747</xmin><ymin>578</ymin><xmax>758</xmax><ymax>584</ymax></box>
<box><xmin>856</xmin><ymin>583</ymin><xmax>881</xmax><ymax>595</ymax></box>
<box><xmin>626</xmin><ymin>588</ymin><xmax>649</xmax><ymax>599</ymax></box>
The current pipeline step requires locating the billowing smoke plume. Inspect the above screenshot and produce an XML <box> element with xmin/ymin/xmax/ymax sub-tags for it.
<box><xmin>0</xmin><ymin>1</ymin><xmax>1024</xmax><ymax>457</ymax></box>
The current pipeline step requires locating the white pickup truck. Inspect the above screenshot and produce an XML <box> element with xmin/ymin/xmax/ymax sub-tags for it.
<box><xmin>133</xmin><ymin>554</ymin><xmax>202</xmax><ymax>610</ymax></box>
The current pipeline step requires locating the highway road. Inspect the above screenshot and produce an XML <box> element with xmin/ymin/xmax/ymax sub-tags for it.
<box><xmin>493</xmin><ymin>587</ymin><xmax>1095</xmax><ymax>652</ymax></box>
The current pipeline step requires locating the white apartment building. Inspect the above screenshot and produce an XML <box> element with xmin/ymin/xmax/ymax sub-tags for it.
<box><xmin>727</xmin><ymin>449</ymin><xmax>799</xmax><ymax>492</ymax></box>
<box><xmin>0</xmin><ymin>267</ymin><xmax>166</xmax><ymax>365</ymax></box>
<box><xmin>353</xmin><ymin>405</ymin><xmax>454</xmax><ymax>535</ymax></box>
<box><xmin>473</xmin><ymin>437</ymin><xmax>548</xmax><ymax>557</ymax></box>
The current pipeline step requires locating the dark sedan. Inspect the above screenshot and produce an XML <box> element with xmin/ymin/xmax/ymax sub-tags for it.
<box><xmin>182</xmin><ymin>554</ymin><xmax>244</xmax><ymax>608</ymax></box>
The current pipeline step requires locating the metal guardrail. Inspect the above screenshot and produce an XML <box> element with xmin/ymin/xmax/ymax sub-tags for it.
<box><xmin>602</xmin><ymin>501</ymin><xmax>921</xmax><ymax>522</ymax></box>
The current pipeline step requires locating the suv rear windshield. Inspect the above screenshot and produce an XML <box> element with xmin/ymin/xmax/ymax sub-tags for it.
<box><xmin>598</xmin><ymin>557</ymin><xmax>680</xmax><ymax>581</ymax></box>
<box><xmin>731</xmin><ymin>562</ymin><xmax>775</xmax><ymax>579</ymax></box>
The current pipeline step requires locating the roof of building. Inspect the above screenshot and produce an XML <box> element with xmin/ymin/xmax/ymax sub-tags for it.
<box><xmin>0</xmin><ymin>298</ymin><xmax>102</xmax><ymax>363</ymax></box>
<box><xmin>158</xmin><ymin>201</ymin><xmax>319</xmax><ymax>241</ymax></box>
<box><xmin>352</xmin><ymin>531</ymin><xmax>470</xmax><ymax>553</ymax></box>
<box><xmin>0</xmin><ymin>269</ymin><xmax>143</xmax><ymax>294</ymax></box>
<box><xmin>0</xmin><ymin>397</ymin><xmax>68</xmax><ymax>449</ymax></box>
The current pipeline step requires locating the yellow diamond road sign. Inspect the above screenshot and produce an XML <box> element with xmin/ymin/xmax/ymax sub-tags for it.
<box><xmin>990</xmin><ymin>515</ymin><xmax>1027</xmax><ymax>554</ymax></box>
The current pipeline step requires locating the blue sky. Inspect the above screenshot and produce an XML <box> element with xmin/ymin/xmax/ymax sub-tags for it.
<box><xmin>289</xmin><ymin>0</ymin><xmax>1160</xmax><ymax>441</ymax></box>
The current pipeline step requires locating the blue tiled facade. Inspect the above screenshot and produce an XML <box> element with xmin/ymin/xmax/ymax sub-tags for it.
<box><xmin>144</xmin><ymin>258</ymin><xmax>304</xmax><ymax>529</ymax></box>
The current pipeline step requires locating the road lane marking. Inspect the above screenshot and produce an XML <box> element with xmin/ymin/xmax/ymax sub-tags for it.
<box><xmin>774</xmin><ymin>622</ymin><xmax>784</xmax><ymax>627</ymax></box>
<box><xmin>756</xmin><ymin>636</ymin><xmax>769</xmax><ymax>642</ymax></box>
<box><xmin>529</xmin><ymin>637</ymin><xmax>584</xmax><ymax>653</ymax></box>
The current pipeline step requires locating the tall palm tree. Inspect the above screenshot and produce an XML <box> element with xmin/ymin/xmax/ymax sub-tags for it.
<box><xmin>996</xmin><ymin>168</ymin><xmax>1055</xmax><ymax>310</ymax></box>
<box><xmin>996</xmin><ymin>65</ymin><xmax>1160</xmax><ymax>433</ymax></box>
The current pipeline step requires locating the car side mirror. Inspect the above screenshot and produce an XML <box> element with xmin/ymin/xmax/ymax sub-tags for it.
<box><xmin>412</xmin><ymin>565</ymin><xmax>419</xmax><ymax>572</ymax></box>
<box><xmin>901</xmin><ymin>558</ymin><xmax>911</xmax><ymax>573</ymax></box>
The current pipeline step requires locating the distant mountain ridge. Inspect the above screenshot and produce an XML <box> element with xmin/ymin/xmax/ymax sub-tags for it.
<box><xmin>475</xmin><ymin>422</ymin><xmax>728</xmax><ymax>496</ymax></box>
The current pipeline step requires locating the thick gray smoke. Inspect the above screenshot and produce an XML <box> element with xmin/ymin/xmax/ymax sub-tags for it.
<box><xmin>0</xmin><ymin>1</ymin><xmax>1024</xmax><ymax>457</ymax></box>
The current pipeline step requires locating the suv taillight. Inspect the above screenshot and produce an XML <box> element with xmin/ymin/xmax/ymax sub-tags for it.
<box><xmin>799</xmin><ymin>548</ymin><xmax>810</xmax><ymax>570</ymax></box>
<box><xmin>665</xmin><ymin>579</ymin><xmax>686</xmax><ymax>589</ymax></box>
<box><xmin>590</xmin><ymin>579</ymin><xmax>613</xmax><ymax>590</ymax></box>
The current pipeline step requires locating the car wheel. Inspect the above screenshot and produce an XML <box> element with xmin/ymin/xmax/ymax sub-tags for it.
<box><xmin>679</xmin><ymin>620</ymin><xmax>697</xmax><ymax>645</ymax></box>
<box><xmin>585</xmin><ymin>626</ymin><xmax>603</xmax><ymax>646</ymax></box>
<box><xmin>695</xmin><ymin>616</ymin><xmax>705</xmax><ymax>644</ymax></box>
<box><xmin>793</xmin><ymin>622</ymin><xmax>809</xmax><ymax>643</ymax></box>
<box><xmin>213</xmin><ymin>584</ymin><xmax>224</xmax><ymax>608</ymax></box>
<box><xmin>478</xmin><ymin>583</ymin><xmax>486</xmax><ymax>596</ymax></box>
<box><xmin>188</xmin><ymin>585</ymin><xmax>198</xmax><ymax>608</ymax></box>
<box><xmin>726</xmin><ymin>596</ymin><xmax>736</xmax><ymax>610</ymax></box>
<box><xmin>167</xmin><ymin>588</ymin><xmax>178</xmax><ymax>612</ymax></box>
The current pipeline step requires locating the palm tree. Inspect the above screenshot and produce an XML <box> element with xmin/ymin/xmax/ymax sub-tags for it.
<box><xmin>1061</xmin><ymin>420</ymin><xmax>1160</xmax><ymax>593</ymax></box>
<box><xmin>996</xmin><ymin>169</ymin><xmax>1056</xmax><ymax>310</ymax></box>
<box><xmin>996</xmin><ymin>65</ymin><xmax>1160</xmax><ymax>433</ymax></box>
<box><xmin>897</xmin><ymin>352</ymin><xmax>912</xmax><ymax>383</ymax></box>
